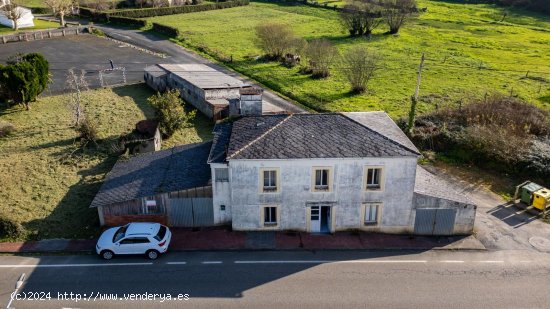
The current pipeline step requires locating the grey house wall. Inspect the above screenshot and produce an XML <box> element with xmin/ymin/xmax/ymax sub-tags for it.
<box><xmin>413</xmin><ymin>193</ymin><xmax>476</xmax><ymax>235</ymax></box>
<box><xmin>227</xmin><ymin>157</ymin><xmax>418</xmax><ymax>233</ymax></box>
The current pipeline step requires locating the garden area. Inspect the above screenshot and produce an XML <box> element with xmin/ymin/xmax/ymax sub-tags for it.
<box><xmin>0</xmin><ymin>19</ymin><xmax>60</xmax><ymax>35</ymax></box>
<box><xmin>146</xmin><ymin>0</ymin><xmax>550</xmax><ymax>118</ymax></box>
<box><xmin>0</xmin><ymin>84</ymin><xmax>213</xmax><ymax>241</ymax></box>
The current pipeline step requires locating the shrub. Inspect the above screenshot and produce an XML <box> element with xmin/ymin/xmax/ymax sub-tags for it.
<box><xmin>0</xmin><ymin>121</ymin><xmax>15</xmax><ymax>137</ymax></box>
<box><xmin>255</xmin><ymin>23</ymin><xmax>301</xmax><ymax>60</ymax></box>
<box><xmin>148</xmin><ymin>90</ymin><xmax>196</xmax><ymax>138</ymax></box>
<box><xmin>76</xmin><ymin>118</ymin><xmax>99</xmax><ymax>144</ymax></box>
<box><xmin>97</xmin><ymin>0</ymin><xmax>249</xmax><ymax>18</ymax></box>
<box><xmin>152</xmin><ymin>22</ymin><xmax>180</xmax><ymax>37</ymax></box>
<box><xmin>341</xmin><ymin>46</ymin><xmax>380</xmax><ymax>93</ymax></box>
<box><xmin>305</xmin><ymin>39</ymin><xmax>338</xmax><ymax>78</ymax></box>
<box><xmin>0</xmin><ymin>216</ymin><xmax>25</xmax><ymax>239</ymax></box>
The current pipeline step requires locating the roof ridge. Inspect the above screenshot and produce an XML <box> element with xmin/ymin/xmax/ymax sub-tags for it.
<box><xmin>227</xmin><ymin>114</ymin><xmax>293</xmax><ymax>160</ymax></box>
<box><xmin>338</xmin><ymin>113</ymin><xmax>420</xmax><ymax>156</ymax></box>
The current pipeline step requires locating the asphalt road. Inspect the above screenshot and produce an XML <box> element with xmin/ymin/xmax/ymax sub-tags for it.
<box><xmin>1</xmin><ymin>250</ymin><xmax>550</xmax><ymax>309</ymax></box>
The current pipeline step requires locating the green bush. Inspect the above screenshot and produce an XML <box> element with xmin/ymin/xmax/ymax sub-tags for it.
<box><xmin>152</xmin><ymin>22</ymin><xmax>180</xmax><ymax>37</ymax></box>
<box><xmin>109</xmin><ymin>16</ymin><xmax>150</xmax><ymax>28</ymax></box>
<box><xmin>0</xmin><ymin>216</ymin><xmax>25</xmax><ymax>239</ymax></box>
<box><xmin>148</xmin><ymin>90</ymin><xmax>196</xmax><ymax>138</ymax></box>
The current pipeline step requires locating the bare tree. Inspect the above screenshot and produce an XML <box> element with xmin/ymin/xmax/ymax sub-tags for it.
<box><xmin>255</xmin><ymin>23</ymin><xmax>300</xmax><ymax>60</ymax></box>
<box><xmin>1</xmin><ymin>1</ymin><xmax>24</xmax><ymax>31</ymax></box>
<box><xmin>340</xmin><ymin>1</ymin><xmax>382</xmax><ymax>37</ymax></box>
<box><xmin>341</xmin><ymin>46</ymin><xmax>380</xmax><ymax>93</ymax></box>
<box><xmin>381</xmin><ymin>0</ymin><xmax>417</xmax><ymax>34</ymax></box>
<box><xmin>65</xmin><ymin>68</ymin><xmax>89</xmax><ymax>126</ymax></box>
<box><xmin>305</xmin><ymin>39</ymin><xmax>338</xmax><ymax>78</ymax></box>
<box><xmin>43</xmin><ymin>0</ymin><xmax>73</xmax><ymax>27</ymax></box>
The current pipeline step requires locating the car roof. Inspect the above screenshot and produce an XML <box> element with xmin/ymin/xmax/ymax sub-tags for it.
<box><xmin>125</xmin><ymin>222</ymin><xmax>161</xmax><ymax>236</ymax></box>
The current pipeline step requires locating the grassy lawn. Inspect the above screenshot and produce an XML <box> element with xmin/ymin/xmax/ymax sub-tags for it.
<box><xmin>147</xmin><ymin>0</ymin><xmax>550</xmax><ymax>118</ymax></box>
<box><xmin>18</xmin><ymin>0</ymin><xmax>47</xmax><ymax>8</ymax></box>
<box><xmin>0</xmin><ymin>20</ymin><xmax>59</xmax><ymax>35</ymax></box>
<box><xmin>0</xmin><ymin>84</ymin><xmax>213</xmax><ymax>241</ymax></box>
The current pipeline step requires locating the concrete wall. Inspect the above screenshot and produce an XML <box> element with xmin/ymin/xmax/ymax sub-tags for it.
<box><xmin>240</xmin><ymin>94</ymin><xmax>262</xmax><ymax>116</ymax></box>
<box><xmin>169</xmin><ymin>74</ymin><xmax>212</xmax><ymax>118</ymax></box>
<box><xmin>211</xmin><ymin>163</ymin><xmax>232</xmax><ymax>225</ymax></box>
<box><xmin>413</xmin><ymin>193</ymin><xmax>476</xmax><ymax>235</ymax></box>
<box><xmin>227</xmin><ymin>157</ymin><xmax>418</xmax><ymax>233</ymax></box>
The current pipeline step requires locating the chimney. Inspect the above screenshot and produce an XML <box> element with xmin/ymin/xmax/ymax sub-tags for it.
<box><xmin>238</xmin><ymin>87</ymin><xmax>263</xmax><ymax>116</ymax></box>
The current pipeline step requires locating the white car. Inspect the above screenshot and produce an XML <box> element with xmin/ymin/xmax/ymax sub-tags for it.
<box><xmin>96</xmin><ymin>222</ymin><xmax>171</xmax><ymax>260</ymax></box>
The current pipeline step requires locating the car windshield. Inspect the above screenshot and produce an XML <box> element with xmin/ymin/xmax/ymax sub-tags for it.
<box><xmin>112</xmin><ymin>225</ymin><xmax>128</xmax><ymax>243</ymax></box>
<box><xmin>154</xmin><ymin>226</ymin><xmax>167</xmax><ymax>241</ymax></box>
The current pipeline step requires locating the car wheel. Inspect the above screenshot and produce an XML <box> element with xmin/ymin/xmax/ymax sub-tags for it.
<box><xmin>101</xmin><ymin>250</ymin><xmax>114</xmax><ymax>260</ymax></box>
<box><xmin>146</xmin><ymin>250</ymin><xmax>159</xmax><ymax>260</ymax></box>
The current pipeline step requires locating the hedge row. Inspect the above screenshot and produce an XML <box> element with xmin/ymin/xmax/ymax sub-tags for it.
<box><xmin>152</xmin><ymin>23</ymin><xmax>180</xmax><ymax>37</ymax></box>
<box><xmin>80</xmin><ymin>0</ymin><xmax>249</xmax><ymax>20</ymax></box>
<box><xmin>109</xmin><ymin>16</ymin><xmax>150</xmax><ymax>28</ymax></box>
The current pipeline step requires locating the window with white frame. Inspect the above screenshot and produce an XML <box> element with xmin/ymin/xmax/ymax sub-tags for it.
<box><xmin>313</xmin><ymin>168</ymin><xmax>330</xmax><ymax>191</ymax></box>
<box><xmin>262</xmin><ymin>169</ymin><xmax>278</xmax><ymax>192</ymax></box>
<box><xmin>263</xmin><ymin>206</ymin><xmax>277</xmax><ymax>226</ymax></box>
<box><xmin>143</xmin><ymin>197</ymin><xmax>160</xmax><ymax>214</ymax></box>
<box><xmin>365</xmin><ymin>167</ymin><xmax>383</xmax><ymax>190</ymax></box>
<box><xmin>215</xmin><ymin>168</ymin><xmax>229</xmax><ymax>182</ymax></box>
<box><xmin>364</xmin><ymin>203</ymin><xmax>380</xmax><ymax>225</ymax></box>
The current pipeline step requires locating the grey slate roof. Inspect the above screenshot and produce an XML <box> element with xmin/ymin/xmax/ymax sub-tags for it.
<box><xmin>208</xmin><ymin>122</ymin><xmax>232</xmax><ymax>164</ymax></box>
<box><xmin>414</xmin><ymin>166</ymin><xmax>474</xmax><ymax>205</ymax></box>
<box><xmin>226</xmin><ymin>113</ymin><xmax>420</xmax><ymax>160</ymax></box>
<box><xmin>343</xmin><ymin>112</ymin><xmax>419</xmax><ymax>153</ymax></box>
<box><xmin>90</xmin><ymin>141</ymin><xmax>212</xmax><ymax>208</ymax></box>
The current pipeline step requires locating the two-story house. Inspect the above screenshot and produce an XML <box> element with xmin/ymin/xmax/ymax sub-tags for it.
<box><xmin>91</xmin><ymin>112</ymin><xmax>476</xmax><ymax>235</ymax></box>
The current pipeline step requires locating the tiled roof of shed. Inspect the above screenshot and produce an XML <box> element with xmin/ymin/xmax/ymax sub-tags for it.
<box><xmin>414</xmin><ymin>166</ymin><xmax>474</xmax><ymax>205</ymax></box>
<box><xmin>226</xmin><ymin>113</ymin><xmax>420</xmax><ymax>160</ymax></box>
<box><xmin>90</xmin><ymin>141</ymin><xmax>212</xmax><ymax>208</ymax></box>
<box><xmin>158</xmin><ymin>64</ymin><xmax>246</xmax><ymax>89</ymax></box>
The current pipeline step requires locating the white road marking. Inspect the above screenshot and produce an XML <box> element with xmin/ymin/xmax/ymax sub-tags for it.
<box><xmin>235</xmin><ymin>260</ymin><xmax>428</xmax><ymax>264</ymax></box>
<box><xmin>166</xmin><ymin>262</ymin><xmax>187</xmax><ymax>265</ymax></box>
<box><xmin>440</xmin><ymin>260</ymin><xmax>465</xmax><ymax>263</ymax></box>
<box><xmin>202</xmin><ymin>261</ymin><xmax>223</xmax><ymax>264</ymax></box>
<box><xmin>0</xmin><ymin>263</ymin><xmax>153</xmax><ymax>268</ymax></box>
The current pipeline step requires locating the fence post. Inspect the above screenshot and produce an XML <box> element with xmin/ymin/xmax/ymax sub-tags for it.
<box><xmin>2</xmin><ymin>36</ymin><xmax>5</xmax><ymax>44</ymax></box>
<box><xmin>76</xmin><ymin>28</ymin><xmax>79</xmax><ymax>35</ymax></box>
<box><xmin>48</xmin><ymin>31</ymin><xmax>52</xmax><ymax>38</ymax></box>
<box><xmin>62</xmin><ymin>29</ymin><xmax>66</xmax><ymax>36</ymax></box>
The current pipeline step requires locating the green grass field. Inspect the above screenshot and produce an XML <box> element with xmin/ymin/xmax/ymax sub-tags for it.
<box><xmin>0</xmin><ymin>84</ymin><xmax>213</xmax><ymax>241</ymax></box>
<box><xmin>0</xmin><ymin>19</ymin><xmax>59</xmax><ymax>35</ymax></box>
<box><xmin>147</xmin><ymin>0</ymin><xmax>550</xmax><ymax>118</ymax></box>
<box><xmin>17</xmin><ymin>0</ymin><xmax>47</xmax><ymax>8</ymax></box>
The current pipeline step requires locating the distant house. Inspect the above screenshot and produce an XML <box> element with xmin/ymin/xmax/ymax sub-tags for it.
<box><xmin>0</xmin><ymin>0</ymin><xmax>34</xmax><ymax>29</ymax></box>
<box><xmin>144</xmin><ymin>64</ymin><xmax>285</xmax><ymax>120</ymax></box>
<box><xmin>91</xmin><ymin>112</ymin><xmax>476</xmax><ymax>235</ymax></box>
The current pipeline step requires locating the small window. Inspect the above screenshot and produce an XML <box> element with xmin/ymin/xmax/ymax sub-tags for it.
<box><xmin>366</xmin><ymin>167</ymin><xmax>383</xmax><ymax>190</ymax></box>
<box><xmin>315</xmin><ymin>169</ymin><xmax>329</xmax><ymax>191</ymax></box>
<box><xmin>215</xmin><ymin>168</ymin><xmax>229</xmax><ymax>182</ymax></box>
<box><xmin>364</xmin><ymin>203</ymin><xmax>380</xmax><ymax>225</ymax></box>
<box><xmin>262</xmin><ymin>170</ymin><xmax>278</xmax><ymax>192</ymax></box>
<box><xmin>264</xmin><ymin>206</ymin><xmax>277</xmax><ymax>226</ymax></box>
<box><xmin>144</xmin><ymin>197</ymin><xmax>160</xmax><ymax>214</ymax></box>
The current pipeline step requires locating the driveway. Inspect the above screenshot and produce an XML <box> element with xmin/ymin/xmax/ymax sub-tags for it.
<box><xmin>424</xmin><ymin>165</ymin><xmax>550</xmax><ymax>252</ymax></box>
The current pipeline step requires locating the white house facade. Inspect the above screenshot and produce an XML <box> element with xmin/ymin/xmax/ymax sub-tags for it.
<box><xmin>92</xmin><ymin>112</ymin><xmax>476</xmax><ymax>236</ymax></box>
<box><xmin>0</xmin><ymin>0</ymin><xmax>34</xmax><ymax>29</ymax></box>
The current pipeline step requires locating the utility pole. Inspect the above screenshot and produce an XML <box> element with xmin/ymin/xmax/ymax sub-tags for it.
<box><xmin>408</xmin><ymin>53</ymin><xmax>425</xmax><ymax>135</ymax></box>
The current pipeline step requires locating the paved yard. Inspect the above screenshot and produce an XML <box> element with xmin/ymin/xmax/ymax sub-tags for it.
<box><xmin>424</xmin><ymin>165</ymin><xmax>550</xmax><ymax>252</ymax></box>
<box><xmin>0</xmin><ymin>34</ymin><xmax>167</xmax><ymax>94</ymax></box>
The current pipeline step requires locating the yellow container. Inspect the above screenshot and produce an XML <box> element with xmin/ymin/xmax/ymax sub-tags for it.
<box><xmin>532</xmin><ymin>188</ymin><xmax>550</xmax><ymax>211</ymax></box>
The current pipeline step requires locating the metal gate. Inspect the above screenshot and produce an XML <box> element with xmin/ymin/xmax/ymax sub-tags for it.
<box><xmin>414</xmin><ymin>208</ymin><xmax>457</xmax><ymax>236</ymax></box>
<box><xmin>169</xmin><ymin>198</ymin><xmax>214</xmax><ymax>227</ymax></box>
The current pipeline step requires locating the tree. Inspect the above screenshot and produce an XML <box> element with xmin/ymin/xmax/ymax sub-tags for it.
<box><xmin>23</xmin><ymin>53</ymin><xmax>50</xmax><ymax>94</ymax></box>
<box><xmin>340</xmin><ymin>1</ymin><xmax>382</xmax><ymax>37</ymax></box>
<box><xmin>148</xmin><ymin>90</ymin><xmax>196</xmax><ymax>138</ymax></box>
<box><xmin>255</xmin><ymin>23</ymin><xmax>301</xmax><ymax>60</ymax></box>
<box><xmin>341</xmin><ymin>47</ymin><xmax>380</xmax><ymax>93</ymax></box>
<box><xmin>380</xmin><ymin>0</ymin><xmax>417</xmax><ymax>34</ymax></box>
<box><xmin>1</xmin><ymin>1</ymin><xmax>24</xmax><ymax>31</ymax></box>
<box><xmin>305</xmin><ymin>39</ymin><xmax>338</xmax><ymax>78</ymax></box>
<box><xmin>44</xmin><ymin>0</ymin><xmax>73</xmax><ymax>27</ymax></box>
